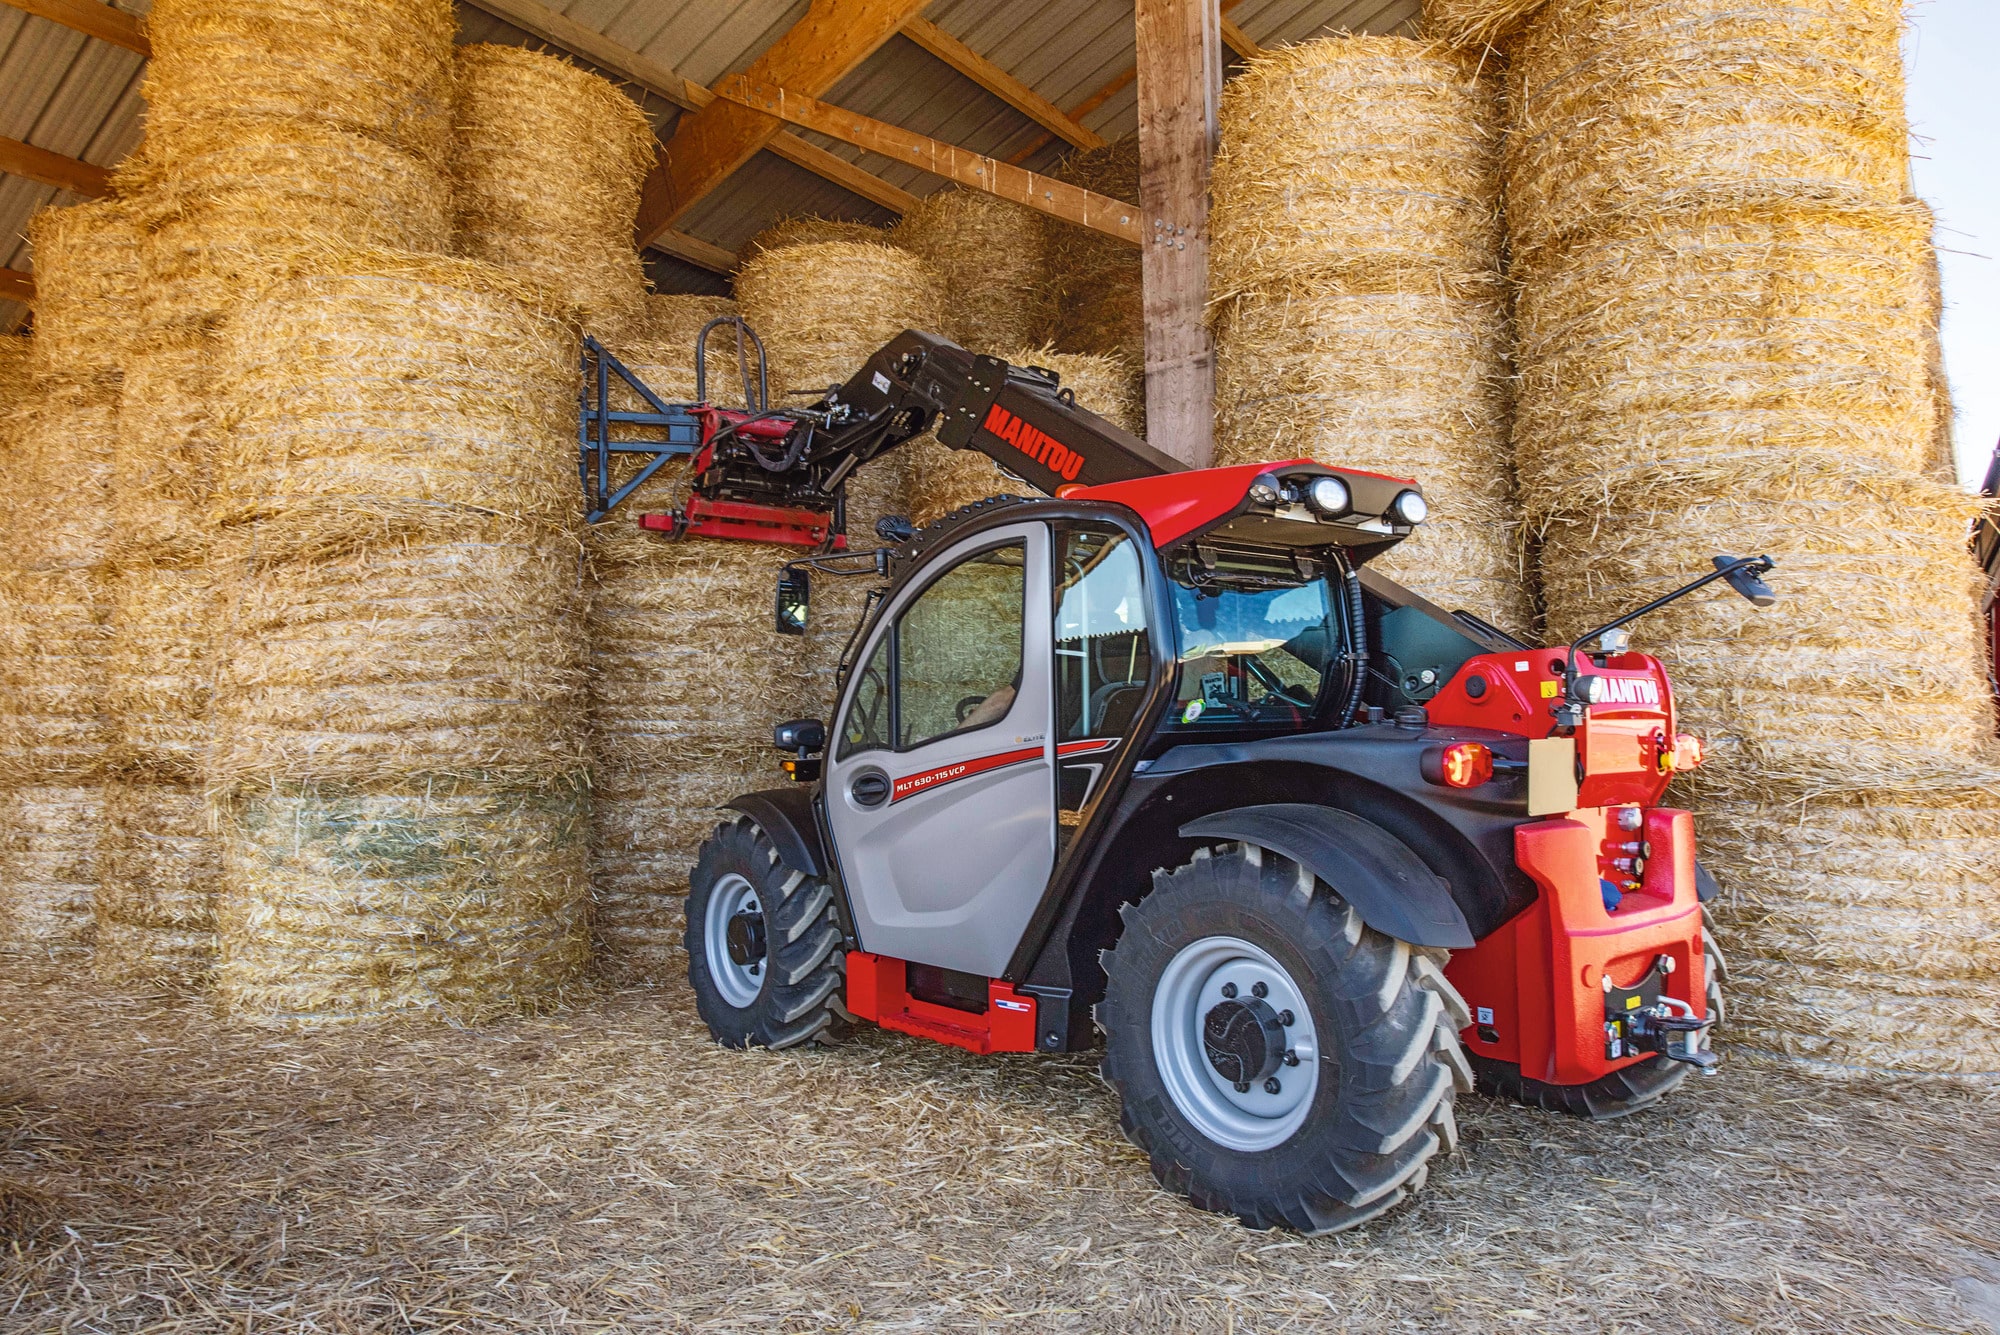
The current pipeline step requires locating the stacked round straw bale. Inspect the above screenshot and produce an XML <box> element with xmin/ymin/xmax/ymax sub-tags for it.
<box><xmin>1485</xmin><ymin>0</ymin><xmax>2000</xmax><ymax>1079</ymax></box>
<box><xmin>907</xmin><ymin>346</ymin><xmax>1138</xmax><ymax>527</ymax></box>
<box><xmin>0</xmin><ymin>336</ymin><xmax>28</xmax><ymax>414</ymax></box>
<box><xmin>450</xmin><ymin>44</ymin><xmax>658</xmax><ymax>345</ymax></box>
<box><xmin>738</xmin><ymin>216</ymin><xmax>887</xmax><ymax>265</ymax></box>
<box><xmin>891</xmin><ymin>189</ymin><xmax>1051</xmax><ymax>354</ymax></box>
<box><xmin>0</xmin><ymin>203</ymin><xmax>132</xmax><ymax>954</ymax></box>
<box><xmin>1046</xmin><ymin>138</ymin><xmax>1145</xmax><ymax>379</ymax></box>
<box><xmin>205</xmin><ymin>252</ymin><xmax>591</xmax><ymax>1026</ymax></box>
<box><xmin>575</xmin><ymin>294</ymin><xmax>808</xmax><ymax>973</ymax></box>
<box><xmin>736</xmin><ymin>240</ymin><xmax>948</xmax><ymax>710</ymax></box>
<box><xmin>1209</xmin><ymin>36</ymin><xmax>1530</xmax><ymax>632</ymax></box>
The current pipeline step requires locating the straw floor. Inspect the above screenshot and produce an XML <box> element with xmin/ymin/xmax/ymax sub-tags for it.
<box><xmin>451</xmin><ymin>43</ymin><xmax>656</xmax><ymax>343</ymax></box>
<box><xmin>3</xmin><ymin>961</ymin><xmax>1996</xmax><ymax>1331</ymax></box>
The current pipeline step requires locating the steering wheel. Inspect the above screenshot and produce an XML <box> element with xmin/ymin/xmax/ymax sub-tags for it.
<box><xmin>956</xmin><ymin>695</ymin><xmax>985</xmax><ymax>723</ymax></box>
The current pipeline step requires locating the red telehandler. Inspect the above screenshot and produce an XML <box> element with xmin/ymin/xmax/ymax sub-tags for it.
<box><xmin>581</xmin><ymin>323</ymin><xmax>1775</xmax><ymax>1234</ymax></box>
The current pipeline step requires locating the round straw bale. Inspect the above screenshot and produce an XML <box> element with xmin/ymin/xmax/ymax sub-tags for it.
<box><xmin>214</xmin><ymin>779</ymin><xmax>590</xmax><ymax>1027</ymax></box>
<box><xmin>908</xmin><ymin>345</ymin><xmax>1137</xmax><ymax>527</ymax></box>
<box><xmin>24</xmin><ymin>199</ymin><xmax>145</xmax><ymax>382</ymax></box>
<box><xmin>1512</xmin><ymin>201</ymin><xmax>1937</xmax><ymax>509</ymax></box>
<box><xmin>212</xmin><ymin>251</ymin><xmax>580</xmax><ymax>561</ymax></box>
<box><xmin>105</xmin><ymin>561</ymin><xmax>223</xmax><ymax>781</ymax></box>
<box><xmin>211</xmin><ymin>522</ymin><xmax>588</xmax><ymax>791</ymax></box>
<box><xmin>1215</xmin><ymin>286</ymin><xmax>1530</xmax><ymax>627</ymax></box>
<box><xmin>1046</xmin><ymin>138</ymin><xmax>1144</xmax><ymax>369</ymax></box>
<box><xmin>1210</xmin><ymin>36</ymin><xmax>1502</xmax><ymax>301</ymax></box>
<box><xmin>139</xmin><ymin>120</ymin><xmax>451</xmax><ymax>339</ymax></box>
<box><xmin>1536</xmin><ymin>455</ymin><xmax>1992</xmax><ymax>780</ymax></box>
<box><xmin>0</xmin><ymin>335</ymin><xmax>32</xmax><ymax>415</ymax></box>
<box><xmin>112</xmin><ymin>339</ymin><xmax>218</xmax><ymax>566</ymax></box>
<box><xmin>0</xmin><ymin>380</ymin><xmax>118</xmax><ymax>573</ymax></box>
<box><xmin>93</xmin><ymin>778</ymin><xmax>218</xmax><ymax>985</ymax></box>
<box><xmin>1421</xmin><ymin>0</ymin><xmax>1551</xmax><ymax>48</ymax></box>
<box><xmin>141</xmin><ymin>0</ymin><xmax>456</xmax><ymax>168</ymax></box>
<box><xmin>0</xmin><ymin>784</ymin><xmax>101</xmax><ymax>953</ymax></box>
<box><xmin>0</xmin><ymin>566</ymin><xmax>108</xmax><ymax>787</ymax></box>
<box><xmin>1505</xmin><ymin>0</ymin><xmax>1909</xmax><ymax>263</ymax></box>
<box><xmin>890</xmin><ymin>189</ymin><xmax>1050</xmax><ymax>353</ymax></box>
<box><xmin>450</xmin><ymin>43</ymin><xmax>655</xmax><ymax>345</ymax></box>
<box><xmin>1697</xmin><ymin>774</ymin><xmax>2000</xmax><ymax>1081</ymax></box>
<box><xmin>739</xmin><ymin>216</ymin><xmax>888</xmax><ymax>265</ymax></box>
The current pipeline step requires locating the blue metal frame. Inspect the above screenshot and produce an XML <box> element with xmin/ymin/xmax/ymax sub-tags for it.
<box><xmin>578</xmin><ymin>334</ymin><xmax>704</xmax><ymax>524</ymax></box>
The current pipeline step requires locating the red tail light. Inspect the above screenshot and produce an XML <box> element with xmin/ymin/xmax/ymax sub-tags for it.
<box><xmin>1424</xmin><ymin>741</ymin><xmax>1494</xmax><ymax>789</ymax></box>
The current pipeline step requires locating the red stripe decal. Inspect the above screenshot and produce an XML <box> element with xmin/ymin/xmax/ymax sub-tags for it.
<box><xmin>891</xmin><ymin>745</ymin><xmax>1043</xmax><ymax>803</ymax></box>
<box><xmin>1056</xmin><ymin>738</ymin><xmax>1120</xmax><ymax>758</ymax></box>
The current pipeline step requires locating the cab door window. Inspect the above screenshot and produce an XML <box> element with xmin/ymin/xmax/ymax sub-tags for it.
<box><xmin>1054</xmin><ymin>526</ymin><xmax>1151</xmax><ymax>834</ymax></box>
<box><xmin>837</xmin><ymin>541</ymin><xmax>1027</xmax><ymax>759</ymax></box>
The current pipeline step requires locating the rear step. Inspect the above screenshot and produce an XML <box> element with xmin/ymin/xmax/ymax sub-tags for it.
<box><xmin>846</xmin><ymin>951</ymin><xmax>1039</xmax><ymax>1055</ymax></box>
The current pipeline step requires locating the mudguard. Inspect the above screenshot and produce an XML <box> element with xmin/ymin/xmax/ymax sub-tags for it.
<box><xmin>723</xmin><ymin>788</ymin><xmax>827</xmax><ymax>878</ymax></box>
<box><xmin>1179</xmin><ymin>804</ymin><xmax>1476</xmax><ymax>950</ymax></box>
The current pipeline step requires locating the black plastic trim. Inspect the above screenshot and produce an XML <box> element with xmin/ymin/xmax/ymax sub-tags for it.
<box><xmin>722</xmin><ymin>788</ymin><xmax>826</xmax><ymax>878</ymax></box>
<box><xmin>1178</xmin><ymin>804</ymin><xmax>1477</xmax><ymax>949</ymax></box>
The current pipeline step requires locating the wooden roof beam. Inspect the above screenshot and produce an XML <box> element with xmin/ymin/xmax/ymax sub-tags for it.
<box><xmin>637</xmin><ymin>0</ymin><xmax>933</xmax><ymax>248</ymax></box>
<box><xmin>648</xmin><ymin>228</ymin><xmax>737</xmax><ymax>275</ymax></box>
<box><xmin>1220</xmin><ymin>17</ymin><xmax>1266</xmax><ymax>60</ymax></box>
<box><xmin>0</xmin><ymin>267</ymin><xmax>34</xmax><ymax>304</ymax></box>
<box><xmin>713</xmin><ymin>76</ymin><xmax>1140</xmax><ymax>245</ymax></box>
<box><xmin>901</xmin><ymin>16</ymin><xmax>1103</xmax><ymax>151</ymax></box>
<box><xmin>0</xmin><ymin>135</ymin><xmax>112</xmax><ymax>197</ymax></box>
<box><xmin>0</xmin><ymin>0</ymin><xmax>148</xmax><ymax>55</ymax></box>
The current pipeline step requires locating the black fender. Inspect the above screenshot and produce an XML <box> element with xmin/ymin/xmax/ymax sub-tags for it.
<box><xmin>723</xmin><ymin>788</ymin><xmax>826</xmax><ymax>878</ymax></box>
<box><xmin>1179</xmin><ymin>803</ymin><xmax>1476</xmax><ymax>950</ymax></box>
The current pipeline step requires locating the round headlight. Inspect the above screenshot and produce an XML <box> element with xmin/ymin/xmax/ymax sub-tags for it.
<box><xmin>1569</xmin><ymin>673</ymin><xmax>1608</xmax><ymax>705</ymax></box>
<box><xmin>1306</xmin><ymin>475</ymin><xmax>1351</xmax><ymax>516</ymax></box>
<box><xmin>1389</xmin><ymin>489</ymin><xmax>1429</xmax><ymax>525</ymax></box>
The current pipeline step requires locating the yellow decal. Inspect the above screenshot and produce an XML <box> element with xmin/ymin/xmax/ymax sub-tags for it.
<box><xmin>1539</xmin><ymin>680</ymin><xmax>1560</xmax><ymax>699</ymax></box>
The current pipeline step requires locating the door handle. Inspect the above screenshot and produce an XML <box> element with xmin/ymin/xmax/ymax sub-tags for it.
<box><xmin>850</xmin><ymin>770</ymin><xmax>891</xmax><ymax>808</ymax></box>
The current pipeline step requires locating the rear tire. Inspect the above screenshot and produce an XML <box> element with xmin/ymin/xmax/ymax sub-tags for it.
<box><xmin>1470</xmin><ymin>912</ymin><xmax>1727</xmax><ymax>1120</ymax></box>
<box><xmin>1097</xmin><ymin>843</ymin><xmax>1471</xmax><ymax>1235</ymax></box>
<box><xmin>686</xmin><ymin>815</ymin><xmax>851</xmax><ymax>1050</ymax></box>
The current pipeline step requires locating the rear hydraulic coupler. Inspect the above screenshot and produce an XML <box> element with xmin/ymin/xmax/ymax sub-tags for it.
<box><xmin>1603</xmin><ymin>954</ymin><xmax>1717</xmax><ymax>1074</ymax></box>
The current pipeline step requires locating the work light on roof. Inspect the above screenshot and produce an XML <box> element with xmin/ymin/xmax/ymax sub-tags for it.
<box><xmin>1305</xmin><ymin>475</ymin><xmax>1351</xmax><ymax>517</ymax></box>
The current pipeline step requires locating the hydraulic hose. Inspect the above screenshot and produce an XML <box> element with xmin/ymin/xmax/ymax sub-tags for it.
<box><xmin>1336</xmin><ymin>550</ymin><xmax>1368</xmax><ymax>726</ymax></box>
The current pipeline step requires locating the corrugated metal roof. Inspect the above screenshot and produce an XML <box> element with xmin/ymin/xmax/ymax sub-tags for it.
<box><xmin>0</xmin><ymin>0</ymin><xmax>1420</xmax><ymax>329</ymax></box>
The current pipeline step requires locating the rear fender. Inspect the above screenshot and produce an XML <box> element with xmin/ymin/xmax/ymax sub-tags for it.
<box><xmin>1178</xmin><ymin>804</ymin><xmax>1476</xmax><ymax>949</ymax></box>
<box><xmin>723</xmin><ymin>788</ymin><xmax>826</xmax><ymax>878</ymax></box>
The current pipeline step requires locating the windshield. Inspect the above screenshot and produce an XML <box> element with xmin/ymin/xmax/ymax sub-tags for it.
<box><xmin>1166</xmin><ymin>546</ymin><xmax>1338</xmax><ymax>729</ymax></box>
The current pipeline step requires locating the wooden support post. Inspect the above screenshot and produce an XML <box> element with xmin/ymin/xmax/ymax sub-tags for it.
<box><xmin>1134</xmin><ymin>0</ymin><xmax>1222</xmax><ymax>466</ymax></box>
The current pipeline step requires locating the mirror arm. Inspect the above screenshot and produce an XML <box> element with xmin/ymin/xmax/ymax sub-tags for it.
<box><xmin>1565</xmin><ymin>556</ymin><xmax>1774</xmax><ymax>686</ymax></box>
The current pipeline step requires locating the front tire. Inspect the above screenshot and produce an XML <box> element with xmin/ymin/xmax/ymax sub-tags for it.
<box><xmin>1097</xmin><ymin>843</ymin><xmax>1472</xmax><ymax>1235</ymax></box>
<box><xmin>686</xmin><ymin>815</ymin><xmax>851</xmax><ymax>1050</ymax></box>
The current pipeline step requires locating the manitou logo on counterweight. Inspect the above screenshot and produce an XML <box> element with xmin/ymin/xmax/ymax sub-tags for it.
<box><xmin>982</xmin><ymin>402</ymin><xmax>1085</xmax><ymax>482</ymax></box>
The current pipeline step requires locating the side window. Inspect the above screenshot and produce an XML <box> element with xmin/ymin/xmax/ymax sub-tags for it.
<box><xmin>840</xmin><ymin>633</ymin><xmax>892</xmax><ymax>758</ymax></box>
<box><xmin>897</xmin><ymin>542</ymin><xmax>1026</xmax><ymax>749</ymax></box>
<box><xmin>1055</xmin><ymin>527</ymin><xmax>1152</xmax><ymax>742</ymax></box>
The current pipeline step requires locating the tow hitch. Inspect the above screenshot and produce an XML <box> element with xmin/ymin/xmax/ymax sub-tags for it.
<box><xmin>1603</xmin><ymin>954</ymin><xmax>1718</xmax><ymax>1074</ymax></box>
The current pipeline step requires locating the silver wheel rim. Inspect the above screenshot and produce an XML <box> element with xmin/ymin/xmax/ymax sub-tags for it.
<box><xmin>1152</xmin><ymin>935</ymin><xmax>1320</xmax><ymax>1152</ymax></box>
<box><xmin>705</xmin><ymin>872</ymin><xmax>765</xmax><ymax>1008</ymax></box>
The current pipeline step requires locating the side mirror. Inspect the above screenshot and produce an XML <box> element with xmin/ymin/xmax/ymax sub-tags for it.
<box><xmin>775</xmin><ymin>565</ymin><xmax>810</xmax><ymax>635</ymax></box>
<box><xmin>1712</xmin><ymin>554</ymin><xmax>1778</xmax><ymax>608</ymax></box>
<box><xmin>773</xmin><ymin>718</ymin><xmax>826</xmax><ymax>754</ymax></box>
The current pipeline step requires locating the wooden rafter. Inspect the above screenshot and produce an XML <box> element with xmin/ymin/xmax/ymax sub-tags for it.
<box><xmin>713</xmin><ymin>76</ymin><xmax>1141</xmax><ymax>245</ymax></box>
<box><xmin>1220</xmin><ymin>17</ymin><xmax>1265</xmax><ymax>60</ymax></box>
<box><xmin>0</xmin><ymin>0</ymin><xmax>148</xmax><ymax>54</ymax></box>
<box><xmin>637</xmin><ymin>0</ymin><xmax>933</xmax><ymax>248</ymax></box>
<box><xmin>461</xmin><ymin>0</ymin><xmax>918</xmax><ymax>230</ymax></box>
<box><xmin>648</xmin><ymin>228</ymin><xmax>738</xmax><ymax>275</ymax></box>
<box><xmin>0</xmin><ymin>135</ymin><xmax>112</xmax><ymax>197</ymax></box>
<box><xmin>0</xmin><ymin>267</ymin><xmax>34</xmax><ymax>304</ymax></box>
<box><xmin>901</xmin><ymin>17</ymin><xmax>1103</xmax><ymax>151</ymax></box>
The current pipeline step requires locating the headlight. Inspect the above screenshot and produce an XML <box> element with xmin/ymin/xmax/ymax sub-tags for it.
<box><xmin>1389</xmin><ymin>489</ymin><xmax>1428</xmax><ymax>525</ymax></box>
<box><xmin>1305</xmin><ymin>475</ymin><xmax>1351</xmax><ymax>517</ymax></box>
<box><xmin>1568</xmin><ymin>673</ymin><xmax>1608</xmax><ymax>704</ymax></box>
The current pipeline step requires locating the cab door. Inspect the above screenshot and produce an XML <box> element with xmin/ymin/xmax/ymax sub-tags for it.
<box><xmin>824</xmin><ymin>523</ymin><xmax>1054</xmax><ymax>976</ymax></box>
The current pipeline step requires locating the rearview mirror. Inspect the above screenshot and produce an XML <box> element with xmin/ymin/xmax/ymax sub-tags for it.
<box><xmin>1712</xmin><ymin>554</ymin><xmax>1777</xmax><ymax>608</ymax></box>
<box><xmin>775</xmin><ymin>565</ymin><xmax>810</xmax><ymax>635</ymax></box>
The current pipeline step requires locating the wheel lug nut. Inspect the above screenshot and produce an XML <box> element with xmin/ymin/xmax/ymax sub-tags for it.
<box><xmin>1251</xmin><ymin>981</ymin><xmax>1268</xmax><ymax>999</ymax></box>
<box><xmin>1233</xmin><ymin>1081</ymin><xmax>1250</xmax><ymax>1094</ymax></box>
<box><xmin>1220</xmin><ymin>982</ymin><xmax>1238</xmax><ymax>999</ymax></box>
<box><xmin>1283</xmin><ymin>1049</ymin><xmax>1299</xmax><ymax>1066</ymax></box>
<box><xmin>1278</xmin><ymin>1009</ymin><xmax>1294</xmax><ymax>1026</ymax></box>
<box><xmin>1264</xmin><ymin>1078</ymin><xmax>1281</xmax><ymax>1094</ymax></box>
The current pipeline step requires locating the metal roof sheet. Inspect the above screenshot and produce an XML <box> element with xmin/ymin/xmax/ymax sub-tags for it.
<box><xmin>1</xmin><ymin>0</ymin><xmax>1420</xmax><ymax>330</ymax></box>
